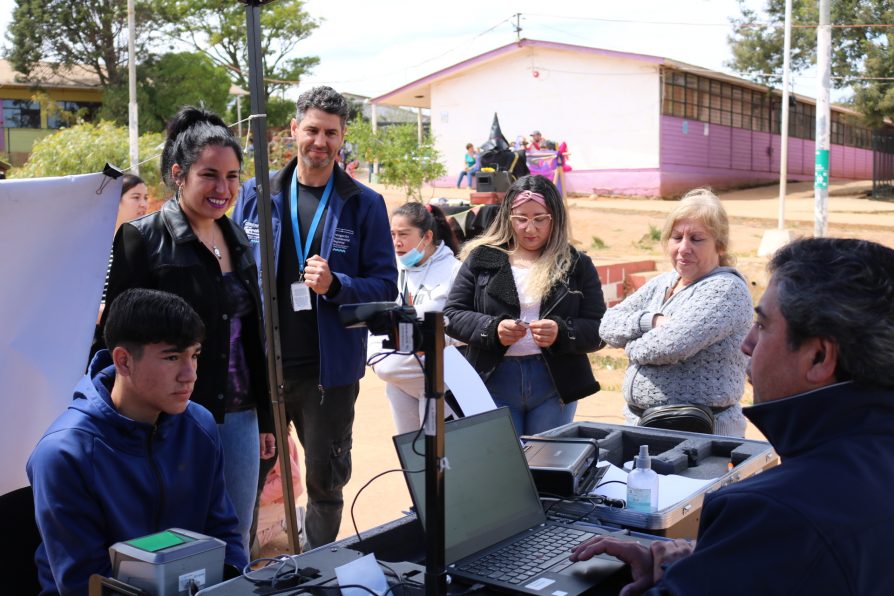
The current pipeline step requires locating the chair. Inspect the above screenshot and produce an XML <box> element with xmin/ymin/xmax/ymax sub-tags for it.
<box><xmin>0</xmin><ymin>485</ymin><xmax>42</xmax><ymax>594</ymax></box>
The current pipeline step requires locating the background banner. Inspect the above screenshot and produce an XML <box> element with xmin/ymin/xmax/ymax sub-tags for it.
<box><xmin>0</xmin><ymin>173</ymin><xmax>121</xmax><ymax>493</ymax></box>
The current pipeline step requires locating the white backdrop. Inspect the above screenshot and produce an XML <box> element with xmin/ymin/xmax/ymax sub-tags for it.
<box><xmin>0</xmin><ymin>173</ymin><xmax>121</xmax><ymax>493</ymax></box>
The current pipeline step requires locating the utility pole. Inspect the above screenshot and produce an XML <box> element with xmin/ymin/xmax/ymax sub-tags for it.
<box><xmin>127</xmin><ymin>0</ymin><xmax>139</xmax><ymax>174</ymax></box>
<box><xmin>757</xmin><ymin>0</ymin><xmax>796</xmax><ymax>256</ymax></box>
<box><xmin>814</xmin><ymin>0</ymin><xmax>831</xmax><ymax>237</ymax></box>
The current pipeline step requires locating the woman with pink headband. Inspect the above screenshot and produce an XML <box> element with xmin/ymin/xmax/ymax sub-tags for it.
<box><xmin>445</xmin><ymin>175</ymin><xmax>606</xmax><ymax>435</ymax></box>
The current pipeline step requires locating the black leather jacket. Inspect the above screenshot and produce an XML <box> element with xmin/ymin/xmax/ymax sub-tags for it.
<box><xmin>95</xmin><ymin>198</ymin><xmax>272</xmax><ymax>431</ymax></box>
<box><xmin>444</xmin><ymin>245</ymin><xmax>606</xmax><ymax>403</ymax></box>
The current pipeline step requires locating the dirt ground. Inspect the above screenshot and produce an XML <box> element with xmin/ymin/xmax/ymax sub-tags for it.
<box><xmin>260</xmin><ymin>178</ymin><xmax>894</xmax><ymax>555</ymax></box>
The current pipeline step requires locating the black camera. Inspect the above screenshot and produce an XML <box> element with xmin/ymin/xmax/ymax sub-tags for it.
<box><xmin>338</xmin><ymin>302</ymin><xmax>421</xmax><ymax>352</ymax></box>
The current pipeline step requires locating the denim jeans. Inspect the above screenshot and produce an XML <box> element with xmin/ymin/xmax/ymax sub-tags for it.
<box><xmin>456</xmin><ymin>168</ymin><xmax>479</xmax><ymax>189</ymax></box>
<box><xmin>282</xmin><ymin>375</ymin><xmax>359</xmax><ymax>549</ymax></box>
<box><xmin>485</xmin><ymin>354</ymin><xmax>576</xmax><ymax>435</ymax></box>
<box><xmin>218</xmin><ymin>408</ymin><xmax>260</xmax><ymax>555</ymax></box>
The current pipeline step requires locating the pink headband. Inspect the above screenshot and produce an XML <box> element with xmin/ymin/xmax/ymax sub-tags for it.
<box><xmin>511</xmin><ymin>190</ymin><xmax>548</xmax><ymax>209</ymax></box>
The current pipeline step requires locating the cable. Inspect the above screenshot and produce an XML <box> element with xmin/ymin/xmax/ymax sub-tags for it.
<box><xmin>349</xmin><ymin>467</ymin><xmax>423</xmax><ymax>545</ymax></box>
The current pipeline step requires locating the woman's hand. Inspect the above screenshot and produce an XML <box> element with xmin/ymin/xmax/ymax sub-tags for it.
<box><xmin>530</xmin><ymin>318</ymin><xmax>559</xmax><ymax>347</ymax></box>
<box><xmin>259</xmin><ymin>433</ymin><xmax>277</xmax><ymax>460</ymax></box>
<box><xmin>498</xmin><ymin>319</ymin><xmax>528</xmax><ymax>346</ymax></box>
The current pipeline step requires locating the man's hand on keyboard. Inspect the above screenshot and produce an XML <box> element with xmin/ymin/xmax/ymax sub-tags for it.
<box><xmin>569</xmin><ymin>536</ymin><xmax>694</xmax><ymax>596</ymax></box>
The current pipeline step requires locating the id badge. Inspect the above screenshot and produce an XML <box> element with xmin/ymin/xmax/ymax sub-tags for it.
<box><xmin>290</xmin><ymin>281</ymin><xmax>312</xmax><ymax>311</ymax></box>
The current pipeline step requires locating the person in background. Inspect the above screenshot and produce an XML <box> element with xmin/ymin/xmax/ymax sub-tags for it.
<box><xmin>529</xmin><ymin>130</ymin><xmax>544</xmax><ymax>151</ymax></box>
<box><xmin>572</xmin><ymin>238</ymin><xmax>894</xmax><ymax>595</ymax></box>
<box><xmin>444</xmin><ymin>175</ymin><xmax>606</xmax><ymax>435</ymax></box>
<box><xmin>115</xmin><ymin>174</ymin><xmax>150</xmax><ymax>231</ymax></box>
<box><xmin>233</xmin><ymin>86</ymin><xmax>397</xmax><ymax>549</ymax></box>
<box><xmin>31</xmin><ymin>289</ymin><xmax>245</xmax><ymax>594</ymax></box>
<box><xmin>98</xmin><ymin>175</ymin><xmax>150</xmax><ymax>321</ymax></box>
<box><xmin>368</xmin><ymin>202</ymin><xmax>462</xmax><ymax>433</ymax></box>
<box><xmin>456</xmin><ymin>143</ymin><xmax>480</xmax><ymax>189</ymax></box>
<box><xmin>598</xmin><ymin>188</ymin><xmax>752</xmax><ymax>437</ymax></box>
<box><xmin>96</xmin><ymin>107</ymin><xmax>275</xmax><ymax>554</ymax></box>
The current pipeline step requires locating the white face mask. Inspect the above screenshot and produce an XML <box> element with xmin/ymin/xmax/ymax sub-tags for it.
<box><xmin>398</xmin><ymin>237</ymin><xmax>428</xmax><ymax>268</ymax></box>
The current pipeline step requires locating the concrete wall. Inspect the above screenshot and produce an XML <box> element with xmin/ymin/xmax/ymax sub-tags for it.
<box><xmin>659</xmin><ymin>115</ymin><xmax>873</xmax><ymax>196</ymax></box>
<box><xmin>430</xmin><ymin>47</ymin><xmax>661</xmax><ymax>188</ymax></box>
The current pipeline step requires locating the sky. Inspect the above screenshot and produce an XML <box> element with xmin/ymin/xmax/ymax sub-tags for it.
<box><xmin>0</xmin><ymin>0</ymin><xmax>835</xmax><ymax>102</ymax></box>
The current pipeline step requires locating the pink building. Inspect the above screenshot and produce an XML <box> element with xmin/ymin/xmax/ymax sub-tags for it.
<box><xmin>371</xmin><ymin>39</ymin><xmax>876</xmax><ymax>198</ymax></box>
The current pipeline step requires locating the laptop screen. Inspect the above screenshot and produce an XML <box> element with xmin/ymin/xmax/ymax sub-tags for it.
<box><xmin>393</xmin><ymin>408</ymin><xmax>546</xmax><ymax>564</ymax></box>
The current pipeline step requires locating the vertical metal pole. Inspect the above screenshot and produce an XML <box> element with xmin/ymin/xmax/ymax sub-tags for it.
<box><xmin>242</xmin><ymin>0</ymin><xmax>301</xmax><ymax>554</ymax></box>
<box><xmin>371</xmin><ymin>103</ymin><xmax>379</xmax><ymax>183</ymax></box>
<box><xmin>814</xmin><ymin>0</ymin><xmax>831</xmax><ymax>237</ymax></box>
<box><xmin>777</xmin><ymin>0</ymin><xmax>793</xmax><ymax>230</ymax></box>
<box><xmin>417</xmin><ymin>107</ymin><xmax>423</xmax><ymax>145</ymax></box>
<box><xmin>127</xmin><ymin>0</ymin><xmax>139</xmax><ymax>174</ymax></box>
<box><xmin>423</xmin><ymin>312</ymin><xmax>447</xmax><ymax>595</ymax></box>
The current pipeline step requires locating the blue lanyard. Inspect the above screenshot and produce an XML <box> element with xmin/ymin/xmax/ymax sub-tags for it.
<box><xmin>289</xmin><ymin>169</ymin><xmax>334</xmax><ymax>273</ymax></box>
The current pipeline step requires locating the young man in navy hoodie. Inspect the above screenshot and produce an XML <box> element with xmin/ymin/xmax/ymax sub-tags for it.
<box><xmin>28</xmin><ymin>289</ymin><xmax>246</xmax><ymax>595</ymax></box>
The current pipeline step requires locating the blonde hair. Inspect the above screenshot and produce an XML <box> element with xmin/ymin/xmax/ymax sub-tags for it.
<box><xmin>661</xmin><ymin>188</ymin><xmax>734</xmax><ymax>267</ymax></box>
<box><xmin>461</xmin><ymin>175</ymin><xmax>572</xmax><ymax>300</ymax></box>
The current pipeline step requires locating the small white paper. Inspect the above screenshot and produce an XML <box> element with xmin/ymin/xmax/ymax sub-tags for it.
<box><xmin>335</xmin><ymin>553</ymin><xmax>389</xmax><ymax>596</ymax></box>
<box><xmin>589</xmin><ymin>462</ymin><xmax>718</xmax><ymax>510</ymax></box>
<box><xmin>443</xmin><ymin>345</ymin><xmax>496</xmax><ymax>416</ymax></box>
<box><xmin>290</xmin><ymin>281</ymin><xmax>312</xmax><ymax>311</ymax></box>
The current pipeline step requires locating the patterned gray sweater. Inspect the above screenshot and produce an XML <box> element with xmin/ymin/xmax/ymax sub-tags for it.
<box><xmin>599</xmin><ymin>267</ymin><xmax>752</xmax><ymax>437</ymax></box>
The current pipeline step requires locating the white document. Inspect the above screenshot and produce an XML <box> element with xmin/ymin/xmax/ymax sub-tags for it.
<box><xmin>589</xmin><ymin>462</ymin><xmax>718</xmax><ymax>511</ymax></box>
<box><xmin>0</xmin><ymin>173</ymin><xmax>121</xmax><ymax>493</ymax></box>
<box><xmin>443</xmin><ymin>345</ymin><xmax>496</xmax><ymax>416</ymax></box>
<box><xmin>335</xmin><ymin>553</ymin><xmax>389</xmax><ymax>596</ymax></box>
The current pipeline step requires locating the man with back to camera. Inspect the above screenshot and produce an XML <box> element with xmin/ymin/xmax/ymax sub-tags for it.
<box><xmin>233</xmin><ymin>86</ymin><xmax>397</xmax><ymax>548</ymax></box>
<box><xmin>570</xmin><ymin>237</ymin><xmax>894</xmax><ymax>595</ymax></box>
<box><xmin>27</xmin><ymin>288</ymin><xmax>246</xmax><ymax>595</ymax></box>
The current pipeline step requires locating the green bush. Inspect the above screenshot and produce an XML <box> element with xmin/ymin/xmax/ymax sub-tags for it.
<box><xmin>346</xmin><ymin>117</ymin><xmax>446</xmax><ymax>201</ymax></box>
<box><xmin>10</xmin><ymin>121</ymin><xmax>165</xmax><ymax>195</ymax></box>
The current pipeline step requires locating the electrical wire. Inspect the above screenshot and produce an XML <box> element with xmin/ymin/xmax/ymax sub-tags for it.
<box><xmin>349</xmin><ymin>466</ymin><xmax>423</xmax><ymax>546</ymax></box>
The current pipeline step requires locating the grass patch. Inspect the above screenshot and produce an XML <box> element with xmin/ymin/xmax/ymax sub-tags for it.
<box><xmin>590</xmin><ymin>353</ymin><xmax>628</xmax><ymax>370</ymax></box>
<box><xmin>634</xmin><ymin>224</ymin><xmax>662</xmax><ymax>250</ymax></box>
<box><xmin>590</xmin><ymin>236</ymin><xmax>607</xmax><ymax>250</ymax></box>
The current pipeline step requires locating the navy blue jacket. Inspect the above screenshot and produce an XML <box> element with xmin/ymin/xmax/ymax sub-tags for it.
<box><xmin>27</xmin><ymin>352</ymin><xmax>246</xmax><ymax>595</ymax></box>
<box><xmin>654</xmin><ymin>382</ymin><xmax>894</xmax><ymax>595</ymax></box>
<box><xmin>233</xmin><ymin>160</ymin><xmax>397</xmax><ymax>388</ymax></box>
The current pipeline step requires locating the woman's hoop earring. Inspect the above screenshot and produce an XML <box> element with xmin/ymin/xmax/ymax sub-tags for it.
<box><xmin>176</xmin><ymin>184</ymin><xmax>183</xmax><ymax>201</ymax></box>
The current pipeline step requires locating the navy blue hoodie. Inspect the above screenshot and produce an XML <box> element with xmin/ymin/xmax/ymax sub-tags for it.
<box><xmin>27</xmin><ymin>351</ymin><xmax>246</xmax><ymax>595</ymax></box>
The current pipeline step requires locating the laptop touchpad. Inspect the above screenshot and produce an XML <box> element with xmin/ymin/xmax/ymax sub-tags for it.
<box><xmin>558</xmin><ymin>556</ymin><xmax>627</xmax><ymax>578</ymax></box>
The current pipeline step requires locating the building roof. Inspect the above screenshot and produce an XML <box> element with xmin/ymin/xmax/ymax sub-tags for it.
<box><xmin>0</xmin><ymin>59</ymin><xmax>102</xmax><ymax>90</ymax></box>
<box><xmin>371</xmin><ymin>39</ymin><xmax>668</xmax><ymax>108</ymax></box>
<box><xmin>369</xmin><ymin>38</ymin><xmax>864</xmax><ymax>118</ymax></box>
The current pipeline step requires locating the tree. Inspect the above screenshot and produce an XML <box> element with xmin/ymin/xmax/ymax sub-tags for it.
<box><xmin>10</xmin><ymin>121</ymin><xmax>165</xmax><ymax>194</ymax></box>
<box><xmin>101</xmin><ymin>52</ymin><xmax>233</xmax><ymax>133</ymax></box>
<box><xmin>154</xmin><ymin>0</ymin><xmax>320</xmax><ymax>98</ymax></box>
<box><xmin>727</xmin><ymin>0</ymin><xmax>894</xmax><ymax>126</ymax></box>
<box><xmin>5</xmin><ymin>0</ymin><xmax>153</xmax><ymax>88</ymax></box>
<box><xmin>346</xmin><ymin>118</ymin><xmax>447</xmax><ymax>201</ymax></box>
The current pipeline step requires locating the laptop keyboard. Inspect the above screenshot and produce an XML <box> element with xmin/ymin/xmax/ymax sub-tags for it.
<box><xmin>455</xmin><ymin>525</ymin><xmax>596</xmax><ymax>585</ymax></box>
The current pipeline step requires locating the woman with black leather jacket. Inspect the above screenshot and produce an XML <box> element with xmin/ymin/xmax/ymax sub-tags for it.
<box><xmin>95</xmin><ymin>107</ymin><xmax>274</xmax><ymax>555</ymax></box>
<box><xmin>444</xmin><ymin>175</ymin><xmax>606</xmax><ymax>435</ymax></box>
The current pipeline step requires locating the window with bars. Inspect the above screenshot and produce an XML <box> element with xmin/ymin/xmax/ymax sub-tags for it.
<box><xmin>662</xmin><ymin>69</ymin><xmax>871</xmax><ymax>149</ymax></box>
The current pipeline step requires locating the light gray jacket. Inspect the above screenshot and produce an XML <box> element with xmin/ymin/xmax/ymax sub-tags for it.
<box><xmin>599</xmin><ymin>267</ymin><xmax>752</xmax><ymax>437</ymax></box>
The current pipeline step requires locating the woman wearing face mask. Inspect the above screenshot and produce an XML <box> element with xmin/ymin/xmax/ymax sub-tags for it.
<box><xmin>368</xmin><ymin>202</ymin><xmax>461</xmax><ymax>433</ymax></box>
<box><xmin>444</xmin><ymin>175</ymin><xmax>606</xmax><ymax>436</ymax></box>
<box><xmin>95</xmin><ymin>106</ymin><xmax>275</xmax><ymax>554</ymax></box>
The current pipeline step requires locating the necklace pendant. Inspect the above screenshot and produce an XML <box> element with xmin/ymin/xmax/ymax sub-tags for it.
<box><xmin>213</xmin><ymin>245</ymin><xmax>222</xmax><ymax>260</ymax></box>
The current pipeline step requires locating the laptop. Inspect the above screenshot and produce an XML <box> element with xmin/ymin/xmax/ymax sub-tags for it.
<box><xmin>393</xmin><ymin>407</ymin><xmax>633</xmax><ymax>595</ymax></box>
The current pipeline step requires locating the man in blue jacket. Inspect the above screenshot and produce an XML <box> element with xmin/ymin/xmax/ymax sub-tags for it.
<box><xmin>233</xmin><ymin>86</ymin><xmax>397</xmax><ymax>548</ymax></box>
<box><xmin>28</xmin><ymin>289</ymin><xmax>246</xmax><ymax>595</ymax></box>
<box><xmin>570</xmin><ymin>237</ymin><xmax>894</xmax><ymax>595</ymax></box>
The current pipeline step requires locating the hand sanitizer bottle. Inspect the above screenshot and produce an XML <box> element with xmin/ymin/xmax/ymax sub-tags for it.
<box><xmin>627</xmin><ymin>445</ymin><xmax>659</xmax><ymax>512</ymax></box>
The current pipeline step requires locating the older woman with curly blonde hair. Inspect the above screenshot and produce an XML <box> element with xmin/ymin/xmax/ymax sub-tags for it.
<box><xmin>599</xmin><ymin>188</ymin><xmax>753</xmax><ymax>436</ymax></box>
